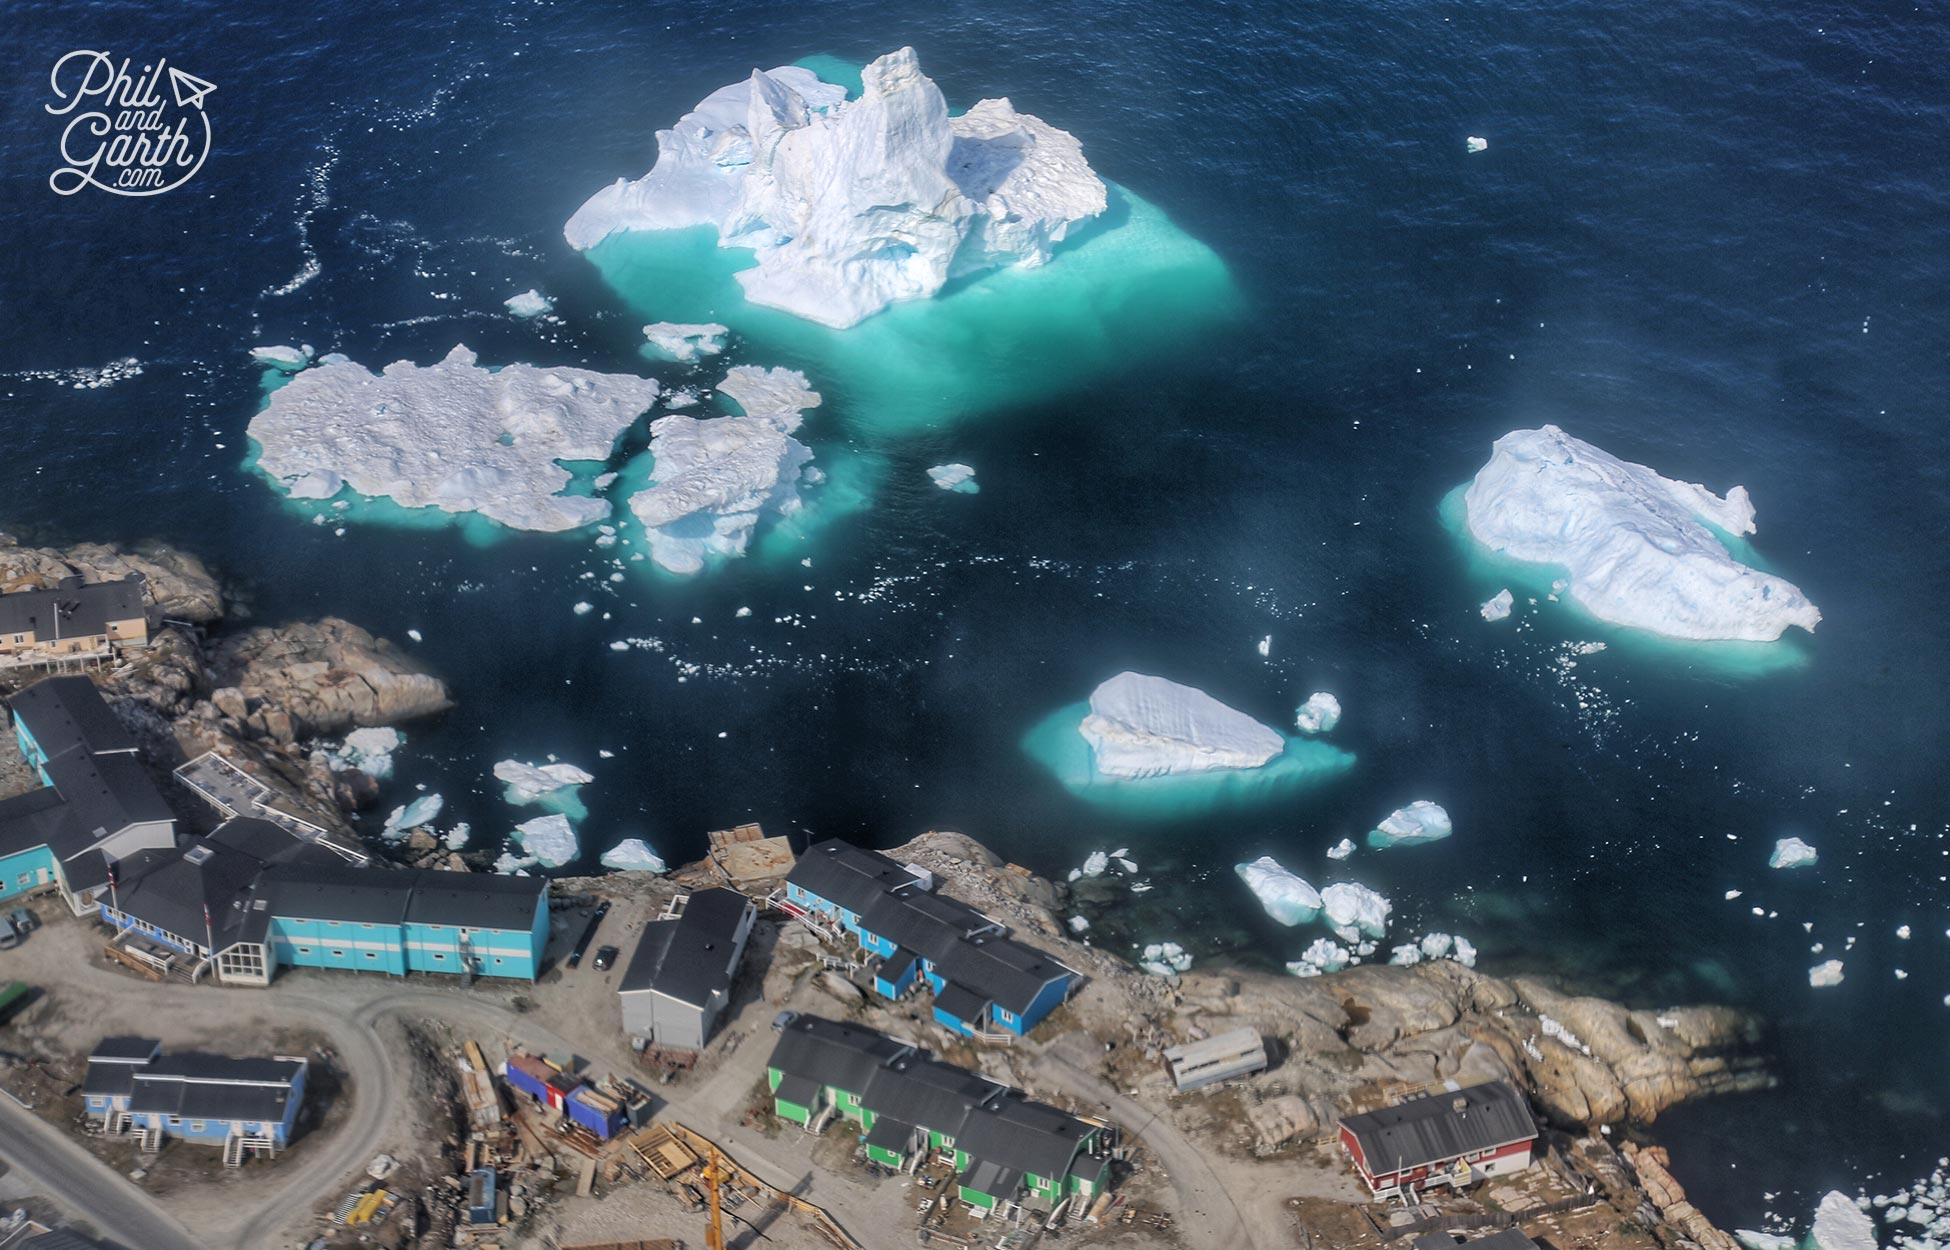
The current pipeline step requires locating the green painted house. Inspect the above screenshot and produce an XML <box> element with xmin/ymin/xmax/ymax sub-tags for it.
<box><xmin>766</xmin><ymin>1013</ymin><xmax>1112</xmax><ymax>1215</ymax></box>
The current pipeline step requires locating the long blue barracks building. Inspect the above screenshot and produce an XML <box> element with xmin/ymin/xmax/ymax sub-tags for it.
<box><xmin>781</xmin><ymin>840</ymin><xmax>1076</xmax><ymax>1037</ymax></box>
<box><xmin>83</xmin><ymin>1037</ymin><xmax>306</xmax><ymax>1164</ymax></box>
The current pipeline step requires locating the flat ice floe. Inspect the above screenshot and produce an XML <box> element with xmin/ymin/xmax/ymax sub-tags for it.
<box><xmin>1769</xmin><ymin>836</ymin><xmax>1819</xmax><ymax>869</ymax></box>
<box><xmin>600</xmin><ymin>838</ymin><xmax>668</xmax><ymax>872</ymax></box>
<box><xmin>382</xmin><ymin>793</ymin><xmax>443</xmax><ymax>839</ymax></box>
<box><xmin>251</xmin><ymin>344</ymin><xmax>313</xmax><ymax>372</ymax></box>
<box><xmin>1369</xmin><ymin>800</ymin><xmax>1452</xmax><ymax>849</ymax></box>
<box><xmin>643</xmin><ymin>322</ymin><xmax>728</xmax><ymax>362</ymax></box>
<box><xmin>504</xmin><ymin>290</ymin><xmax>554</xmax><ymax>318</ymax></box>
<box><xmin>512</xmin><ymin>813</ymin><xmax>579</xmax><ymax>868</ymax></box>
<box><xmin>1480</xmin><ymin>589</ymin><xmax>1514</xmax><ymax>622</ymax></box>
<box><xmin>494</xmin><ymin>759</ymin><xmax>594</xmax><ymax>803</ymax></box>
<box><xmin>926</xmin><ymin>463</ymin><xmax>979</xmax><ymax>494</ymax></box>
<box><xmin>1810</xmin><ymin>1192</ymin><xmax>1878</xmax><ymax>1250</ymax></box>
<box><xmin>1463</xmin><ymin>425</ymin><xmax>1821</xmax><ymax>642</ymax></box>
<box><xmin>1079</xmin><ymin>672</ymin><xmax>1284</xmax><ymax>779</ymax></box>
<box><xmin>248</xmin><ymin>345</ymin><xmax>660</xmax><ymax>532</ymax></box>
<box><xmin>1234</xmin><ymin>856</ymin><xmax>1322</xmax><ymax>925</ymax></box>
<box><xmin>565</xmin><ymin>48</ymin><xmax>1106</xmax><ymax>329</ymax></box>
<box><xmin>1293</xmin><ymin>692</ymin><xmax>1341</xmax><ymax>734</ymax></box>
<box><xmin>626</xmin><ymin>365</ymin><xmax>822</xmax><ymax>574</ymax></box>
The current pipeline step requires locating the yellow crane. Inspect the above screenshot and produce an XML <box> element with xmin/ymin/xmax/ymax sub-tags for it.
<box><xmin>704</xmin><ymin>1143</ymin><xmax>727</xmax><ymax>1250</ymax></box>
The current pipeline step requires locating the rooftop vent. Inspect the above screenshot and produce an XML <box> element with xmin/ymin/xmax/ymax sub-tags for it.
<box><xmin>184</xmin><ymin>846</ymin><xmax>214</xmax><ymax>865</ymax></box>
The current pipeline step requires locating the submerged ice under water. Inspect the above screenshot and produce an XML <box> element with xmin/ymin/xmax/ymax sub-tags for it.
<box><xmin>3</xmin><ymin>0</ymin><xmax>1948</xmax><ymax>1231</ymax></box>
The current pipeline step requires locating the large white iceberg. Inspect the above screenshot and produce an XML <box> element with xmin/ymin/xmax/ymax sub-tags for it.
<box><xmin>1369</xmin><ymin>801</ymin><xmax>1453</xmax><ymax>849</ymax></box>
<box><xmin>1321</xmin><ymin>882</ymin><xmax>1392</xmax><ymax>942</ymax></box>
<box><xmin>1463</xmin><ymin>425</ymin><xmax>1821</xmax><ymax>642</ymax></box>
<box><xmin>1293</xmin><ymin>692</ymin><xmax>1341</xmax><ymax>734</ymax></box>
<box><xmin>1234</xmin><ymin>856</ymin><xmax>1322</xmax><ymax>926</ymax></box>
<box><xmin>251</xmin><ymin>343</ymin><xmax>314</xmax><ymax>372</ymax></box>
<box><xmin>643</xmin><ymin>322</ymin><xmax>728</xmax><ymax>362</ymax></box>
<box><xmin>1078</xmin><ymin>672</ymin><xmax>1285</xmax><ymax>779</ymax></box>
<box><xmin>248</xmin><ymin>345</ymin><xmax>660</xmax><ymax>532</ymax></box>
<box><xmin>565</xmin><ymin>48</ymin><xmax>1108</xmax><ymax>329</ymax></box>
<box><xmin>512</xmin><ymin>813</ymin><xmax>579</xmax><ymax>868</ymax></box>
<box><xmin>627</xmin><ymin>365</ymin><xmax>821</xmax><ymax>575</ymax></box>
<box><xmin>600</xmin><ymin>838</ymin><xmax>668</xmax><ymax>873</ymax></box>
<box><xmin>493</xmin><ymin>759</ymin><xmax>595</xmax><ymax>803</ymax></box>
<box><xmin>1770</xmin><ymin>836</ymin><xmax>1819</xmax><ymax>869</ymax></box>
<box><xmin>1810</xmin><ymin>1192</ymin><xmax>1878</xmax><ymax>1250</ymax></box>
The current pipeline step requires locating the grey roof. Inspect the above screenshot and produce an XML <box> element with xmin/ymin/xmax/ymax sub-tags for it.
<box><xmin>859</xmin><ymin>884</ymin><xmax>991</xmax><ymax>963</ymax></box>
<box><xmin>22</xmin><ymin>1231</ymin><xmax>126</xmax><ymax>1250</ymax></box>
<box><xmin>932</xmin><ymin>981</ymin><xmax>991</xmax><ymax>1026</ymax></box>
<box><xmin>112</xmin><ymin>838</ymin><xmax>266</xmax><ymax>946</ymax></box>
<box><xmin>254</xmin><ymin>862</ymin><xmax>543</xmax><ymax>932</ymax></box>
<box><xmin>773</xmin><ymin>1072</ymin><xmax>820</xmax><ymax>1109</ymax></box>
<box><xmin>787</xmin><ymin>840</ymin><xmax>923</xmax><ymax>915</ymax></box>
<box><xmin>90</xmin><ymin>1036</ymin><xmax>164</xmax><ymax>1063</ymax></box>
<box><xmin>960</xmin><ymin>1158</ymin><xmax>1025</xmax><ymax>1201</ymax></box>
<box><xmin>402</xmin><ymin>870</ymin><xmax>546</xmax><ymax>930</ymax></box>
<box><xmin>9</xmin><ymin>676</ymin><xmax>137</xmax><ymax>756</ymax></box>
<box><xmin>42</xmin><ymin>751</ymin><xmax>173</xmax><ymax>841</ymax></box>
<box><xmin>1411</xmin><ymin>1233</ymin><xmax>1540</xmax><ymax>1250</ymax></box>
<box><xmin>0</xmin><ymin>578</ymin><xmax>144</xmax><ymax>642</ymax></box>
<box><xmin>618</xmin><ymin>888</ymin><xmax>753</xmax><ymax>1008</ymax></box>
<box><xmin>863</xmin><ymin>1114</ymin><xmax>919</xmax><ymax>1152</ymax></box>
<box><xmin>929</xmin><ymin>931</ymin><xmax>1068</xmax><ymax>1016</ymax></box>
<box><xmin>860</xmin><ymin>1055</ymin><xmax>1004</xmax><ymax>1135</ymax></box>
<box><xmin>1340</xmin><ymin>1081</ymin><xmax>1537</xmax><ymax>1172</ymax></box>
<box><xmin>767</xmin><ymin>1014</ymin><xmax>915</xmax><ymax>1096</ymax></box>
<box><xmin>0</xmin><ymin>785</ymin><xmax>80</xmax><ymax>860</ymax></box>
<box><xmin>128</xmin><ymin>1052</ymin><xmax>304</xmax><ymax>1124</ymax></box>
<box><xmin>953</xmin><ymin>1091</ymin><xmax>1095</xmax><ymax>1181</ymax></box>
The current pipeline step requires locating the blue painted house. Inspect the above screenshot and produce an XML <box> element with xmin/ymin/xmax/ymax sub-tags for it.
<box><xmin>782</xmin><ymin>841</ymin><xmax>1075</xmax><ymax>1037</ymax></box>
<box><xmin>83</xmin><ymin>1037</ymin><xmax>307</xmax><ymax>1165</ymax></box>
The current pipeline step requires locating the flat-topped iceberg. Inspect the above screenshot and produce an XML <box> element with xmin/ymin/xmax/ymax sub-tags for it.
<box><xmin>643</xmin><ymin>322</ymin><xmax>728</xmax><ymax>361</ymax></box>
<box><xmin>251</xmin><ymin>343</ymin><xmax>314</xmax><ymax>372</ymax></box>
<box><xmin>626</xmin><ymin>365</ymin><xmax>821</xmax><ymax>574</ymax></box>
<box><xmin>1810</xmin><ymin>1192</ymin><xmax>1877</xmax><ymax>1250</ymax></box>
<box><xmin>382</xmin><ymin>793</ymin><xmax>443</xmax><ymax>839</ymax></box>
<box><xmin>566</xmin><ymin>48</ymin><xmax>1107</xmax><ymax>329</ymax></box>
<box><xmin>600</xmin><ymin>838</ymin><xmax>668</xmax><ymax>873</ymax></box>
<box><xmin>1464</xmin><ymin>425</ymin><xmax>1820</xmax><ymax>642</ymax></box>
<box><xmin>1293</xmin><ymin>692</ymin><xmax>1341</xmax><ymax>734</ymax></box>
<box><xmin>1369</xmin><ymin>800</ymin><xmax>1452</xmax><ymax>849</ymax></box>
<box><xmin>1079</xmin><ymin>672</ymin><xmax>1284</xmax><ymax>779</ymax></box>
<box><xmin>1480</xmin><ymin>589</ymin><xmax>1513</xmax><ymax>622</ymax></box>
<box><xmin>1770</xmin><ymin>836</ymin><xmax>1819</xmax><ymax>869</ymax></box>
<box><xmin>1234</xmin><ymin>856</ymin><xmax>1322</xmax><ymax>926</ymax></box>
<box><xmin>1322</xmin><ymin>882</ymin><xmax>1391</xmax><ymax>942</ymax></box>
<box><xmin>505</xmin><ymin>290</ymin><xmax>554</xmax><ymax>318</ymax></box>
<box><xmin>512</xmin><ymin>813</ymin><xmax>579</xmax><ymax>868</ymax></box>
<box><xmin>926</xmin><ymin>463</ymin><xmax>979</xmax><ymax>494</ymax></box>
<box><xmin>494</xmin><ymin>759</ymin><xmax>594</xmax><ymax>803</ymax></box>
<box><xmin>248</xmin><ymin>345</ymin><xmax>660</xmax><ymax>532</ymax></box>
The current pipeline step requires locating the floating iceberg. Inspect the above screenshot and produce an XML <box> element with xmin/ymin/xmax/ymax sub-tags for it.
<box><xmin>1809</xmin><ymin>959</ymin><xmax>1845</xmax><ymax>988</ymax></box>
<box><xmin>1288</xmin><ymin>938</ymin><xmax>1353</xmax><ymax>977</ymax></box>
<box><xmin>1078</xmin><ymin>672</ymin><xmax>1284</xmax><ymax>779</ymax></box>
<box><xmin>1463</xmin><ymin>426</ymin><xmax>1821</xmax><ymax>642</ymax></box>
<box><xmin>1810</xmin><ymin>1192</ymin><xmax>1877</xmax><ymax>1250</ymax></box>
<box><xmin>1327</xmin><ymin>837</ymin><xmax>1355</xmax><ymax>861</ymax></box>
<box><xmin>1770</xmin><ymin>836</ymin><xmax>1819</xmax><ymax>869</ymax></box>
<box><xmin>248</xmin><ymin>345</ymin><xmax>660</xmax><ymax>532</ymax></box>
<box><xmin>600</xmin><ymin>838</ymin><xmax>668</xmax><ymax>873</ymax></box>
<box><xmin>566</xmin><ymin>48</ymin><xmax>1107</xmax><ymax>329</ymax></box>
<box><xmin>505</xmin><ymin>290</ymin><xmax>554</xmax><ymax>318</ymax></box>
<box><xmin>444</xmin><ymin>823</ymin><xmax>471</xmax><ymax>850</ymax></box>
<box><xmin>1234</xmin><ymin>856</ymin><xmax>1322</xmax><ymax>926</ymax></box>
<box><xmin>1067</xmin><ymin>915</ymin><xmax>1090</xmax><ymax>933</ymax></box>
<box><xmin>251</xmin><ymin>343</ymin><xmax>313</xmax><ymax>372</ymax></box>
<box><xmin>626</xmin><ymin>365</ymin><xmax>821</xmax><ymax>574</ymax></box>
<box><xmin>1734</xmin><ymin>1233</ymin><xmax>1795</xmax><ymax>1250</ymax></box>
<box><xmin>926</xmin><ymin>463</ymin><xmax>979</xmax><ymax>494</ymax></box>
<box><xmin>1293</xmin><ymin>692</ymin><xmax>1341</xmax><ymax>734</ymax></box>
<box><xmin>326</xmin><ymin>727</ymin><xmax>403</xmax><ymax>779</ymax></box>
<box><xmin>382</xmin><ymin>793</ymin><xmax>444</xmax><ymax>839</ymax></box>
<box><xmin>1369</xmin><ymin>801</ymin><xmax>1453</xmax><ymax>849</ymax></box>
<box><xmin>1321</xmin><ymin>882</ymin><xmax>1391</xmax><ymax>942</ymax></box>
<box><xmin>1480</xmin><ymin>589</ymin><xmax>1514</xmax><ymax>622</ymax></box>
<box><xmin>1466</xmin><ymin>135</ymin><xmax>1489</xmax><ymax>153</ymax></box>
<box><xmin>494</xmin><ymin>759</ymin><xmax>595</xmax><ymax>803</ymax></box>
<box><xmin>643</xmin><ymin>321</ymin><xmax>728</xmax><ymax>361</ymax></box>
<box><xmin>512</xmin><ymin>813</ymin><xmax>579</xmax><ymax>868</ymax></box>
<box><xmin>1138</xmin><ymin>942</ymin><xmax>1192</xmax><ymax>977</ymax></box>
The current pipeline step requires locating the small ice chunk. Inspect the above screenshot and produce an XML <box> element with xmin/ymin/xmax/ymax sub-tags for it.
<box><xmin>1287</xmin><ymin>937</ymin><xmax>1352</xmax><ymax>977</ymax></box>
<box><xmin>1233</xmin><ymin>856</ymin><xmax>1322</xmax><ymax>926</ymax></box>
<box><xmin>1809</xmin><ymin>959</ymin><xmax>1845</xmax><ymax>988</ymax></box>
<box><xmin>1138</xmin><ymin>942</ymin><xmax>1193</xmax><ymax>976</ymax></box>
<box><xmin>1369</xmin><ymin>801</ymin><xmax>1452</xmax><ymax>849</ymax></box>
<box><xmin>1294</xmin><ymin>692</ymin><xmax>1342</xmax><ymax>734</ymax></box>
<box><xmin>327</xmin><ymin>727</ymin><xmax>404</xmax><ymax>780</ymax></box>
<box><xmin>1327</xmin><ymin>837</ymin><xmax>1356</xmax><ymax>861</ymax></box>
<box><xmin>494</xmin><ymin>759</ymin><xmax>595</xmax><ymax>803</ymax></box>
<box><xmin>1770</xmin><ymin>837</ymin><xmax>1819</xmax><ymax>870</ymax></box>
<box><xmin>1256</xmin><ymin>635</ymin><xmax>1271</xmax><ymax>658</ymax></box>
<box><xmin>504</xmin><ymin>289</ymin><xmax>554</xmax><ymax>318</ymax></box>
<box><xmin>406</xmin><ymin>628</ymin><xmax>423</xmax><ymax>642</ymax></box>
<box><xmin>735</xmin><ymin>606</ymin><xmax>752</xmax><ymax>617</ymax></box>
<box><xmin>1896</xmin><ymin>924</ymin><xmax>1911</xmax><ymax>939</ymax></box>
<box><xmin>1321</xmin><ymin>882</ymin><xmax>1391</xmax><ymax>941</ymax></box>
<box><xmin>1079</xmin><ymin>850</ymin><xmax>1109</xmax><ymax>877</ymax></box>
<box><xmin>1725</xmin><ymin>889</ymin><xmax>1743</xmax><ymax>900</ymax></box>
<box><xmin>251</xmin><ymin>343</ymin><xmax>314</xmax><ymax>372</ymax></box>
<box><xmin>573</xmin><ymin>601</ymin><xmax>594</xmax><ymax>615</ymax></box>
<box><xmin>1067</xmin><ymin>915</ymin><xmax>1090</xmax><ymax>933</ymax></box>
<box><xmin>1466</xmin><ymin>135</ymin><xmax>1489</xmax><ymax>153</ymax></box>
<box><xmin>599</xmin><ymin>838</ymin><xmax>668</xmax><ymax>873</ymax></box>
<box><xmin>926</xmin><ymin>463</ymin><xmax>980</xmax><ymax>494</ymax></box>
<box><xmin>1388</xmin><ymin>943</ymin><xmax>1423</xmax><ymax>966</ymax></box>
<box><xmin>1450</xmin><ymin>935</ymin><xmax>1478</xmax><ymax>967</ymax></box>
<box><xmin>382</xmin><ymin>793</ymin><xmax>444</xmax><ymax>838</ymax></box>
<box><xmin>443</xmin><ymin>823</ymin><xmax>471</xmax><ymax>850</ymax></box>
<box><xmin>511</xmin><ymin>813</ymin><xmax>578</xmax><ymax>868</ymax></box>
<box><xmin>1480</xmin><ymin>589</ymin><xmax>1514</xmax><ymax>621</ymax></box>
<box><xmin>642</xmin><ymin>322</ymin><xmax>729</xmax><ymax>362</ymax></box>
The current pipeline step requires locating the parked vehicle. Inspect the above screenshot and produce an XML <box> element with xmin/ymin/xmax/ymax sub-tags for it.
<box><xmin>0</xmin><ymin>919</ymin><xmax>19</xmax><ymax>951</ymax></box>
<box><xmin>7</xmin><ymin>907</ymin><xmax>36</xmax><ymax>933</ymax></box>
<box><xmin>592</xmin><ymin>945</ymin><xmax>619</xmax><ymax>972</ymax></box>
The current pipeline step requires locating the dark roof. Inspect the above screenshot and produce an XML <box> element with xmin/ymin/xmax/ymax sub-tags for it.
<box><xmin>0</xmin><ymin>578</ymin><xmax>144</xmax><ymax>641</ymax></box>
<box><xmin>860</xmin><ymin>1055</ymin><xmax>1003</xmax><ymax>1135</ymax></box>
<box><xmin>618</xmin><ymin>888</ymin><xmax>753</xmax><ymax>1007</ymax></box>
<box><xmin>878</xmin><ymin>947</ymin><xmax>919</xmax><ymax>984</ymax></box>
<box><xmin>767</xmin><ymin>1014</ymin><xmax>914</xmax><ymax>1096</ymax></box>
<box><xmin>786</xmin><ymin>840</ymin><xmax>923</xmax><ymax>915</ymax></box>
<box><xmin>127</xmin><ymin>1052</ymin><xmax>305</xmax><ymax>1123</ymax></box>
<box><xmin>208</xmin><ymin>817</ymin><xmax>339</xmax><ymax>866</ymax></box>
<box><xmin>860</xmin><ymin>885</ymin><xmax>991</xmax><ymax>963</ymax></box>
<box><xmin>22</xmin><ymin>1231</ymin><xmax>126</xmax><ymax>1250</ymax></box>
<box><xmin>0</xmin><ymin>785</ymin><xmax>80</xmax><ymax>860</ymax></box>
<box><xmin>9</xmin><ymin>676</ymin><xmax>137</xmax><ymax>756</ymax></box>
<box><xmin>1340</xmin><ymin>1081</ymin><xmax>1537</xmax><ymax>1172</ymax></box>
<box><xmin>953</xmin><ymin>1091</ymin><xmax>1095</xmax><ymax>1181</ymax></box>
<box><xmin>864</xmin><ymin>1114</ymin><xmax>918</xmax><ymax>1152</ymax></box>
<box><xmin>402</xmin><ymin>869</ymin><xmax>546</xmax><ymax>930</ymax></box>
<box><xmin>90</xmin><ymin>1036</ymin><xmax>164</xmax><ymax>1062</ymax></box>
<box><xmin>932</xmin><ymin>981</ymin><xmax>991</xmax><ymax>1026</ymax></box>
<box><xmin>929</xmin><ymin>932</ymin><xmax>1068</xmax><ymax>1016</ymax></box>
<box><xmin>1410</xmin><ymin>1233</ymin><xmax>1540</xmax><ymax>1250</ymax></box>
<box><xmin>41</xmin><ymin>749</ymin><xmax>171</xmax><ymax>841</ymax></box>
<box><xmin>112</xmin><ymin>837</ymin><xmax>266</xmax><ymax>946</ymax></box>
<box><xmin>773</xmin><ymin>1072</ymin><xmax>820</xmax><ymax>1110</ymax></box>
<box><xmin>254</xmin><ymin>862</ymin><xmax>543</xmax><ymax>932</ymax></box>
<box><xmin>960</xmin><ymin>1158</ymin><xmax>1024</xmax><ymax>1200</ymax></box>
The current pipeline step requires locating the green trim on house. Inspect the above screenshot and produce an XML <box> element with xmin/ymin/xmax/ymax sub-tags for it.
<box><xmin>958</xmin><ymin>1185</ymin><xmax>997</xmax><ymax>1209</ymax></box>
<box><xmin>775</xmin><ymin>1098</ymin><xmax>812</xmax><ymax>1125</ymax></box>
<box><xmin>865</xmin><ymin>1143</ymin><xmax>904</xmax><ymax>1168</ymax></box>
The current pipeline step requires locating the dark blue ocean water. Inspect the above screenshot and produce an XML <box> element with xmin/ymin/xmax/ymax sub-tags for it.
<box><xmin>3</xmin><ymin>0</ymin><xmax>1947</xmax><ymax>1230</ymax></box>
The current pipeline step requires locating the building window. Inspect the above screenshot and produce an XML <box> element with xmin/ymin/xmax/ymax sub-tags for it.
<box><xmin>14</xmin><ymin>874</ymin><xmax>28</xmax><ymax>888</ymax></box>
<box><xmin>330</xmin><ymin>950</ymin><xmax>345</xmax><ymax>958</ymax></box>
<box><xmin>189</xmin><ymin>1121</ymin><xmax>205</xmax><ymax>1132</ymax></box>
<box><xmin>364</xmin><ymin>952</ymin><xmax>378</xmax><ymax>960</ymax></box>
<box><xmin>296</xmin><ymin>946</ymin><xmax>312</xmax><ymax>955</ymax></box>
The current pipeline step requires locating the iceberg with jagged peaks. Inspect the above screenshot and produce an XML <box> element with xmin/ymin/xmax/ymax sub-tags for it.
<box><xmin>627</xmin><ymin>365</ymin><xmax>822</xmax><ymax>574</ymax></box>
<box><xmin>600</xmin><ymin>838</ymin><xmax>668</xmax><ymax>873</ymax></box>
<box><xmin>1234</xmin><ymin>856</ymin><xmax>1322</xmax><ymax>926</ymax></box>
<box><xmin>565</xmin><ymin>48</ymin><xmax>1107</xmax><ymax>329</ymax></box>
<box><xmin>248</xmin><ymin>345</ymin><xmax>660</xmax><ymax>532</ymax></box>
<box><xmin>1078</xmin><ymin>672</ymin><xmax>1285</xmax><ymax>779</ymax></box>
<box><xmin>1463</xmin><ymin>425</ymin><xmax>1820</xmax><ymax>642</ymax></box>
<box><xmin>1321</xmin><ymin>882</ymin><xmax>1391</xmax><ymax>941</ymax></box>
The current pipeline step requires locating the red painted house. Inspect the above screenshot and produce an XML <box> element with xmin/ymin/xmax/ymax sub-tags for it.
<box><xmin>1337</xmin><ymin>1080</ymin><xmax>1538</xmax><ymax>1200</ymax></box>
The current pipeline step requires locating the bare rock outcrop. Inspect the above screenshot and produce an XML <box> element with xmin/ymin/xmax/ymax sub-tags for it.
<box><xmin>0</xmin><ymin>533</ymin><xmax>224</xmax><ymax>624</ymax></box>
<box><xmin>211</xmin><ymin>618</ymin><xmax>451</xmax><ymax>734</ymax></box>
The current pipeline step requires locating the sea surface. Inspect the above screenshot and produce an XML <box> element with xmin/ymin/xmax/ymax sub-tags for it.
<box><xmin>2</xmin><ymin>0</ymin><xmax>1946</xmax><ymax>1232</ymax></box>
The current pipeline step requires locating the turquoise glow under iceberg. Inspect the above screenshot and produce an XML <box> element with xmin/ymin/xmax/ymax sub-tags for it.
<box><xmin>1439</xmin><ymin>485</ymin><xmax>1811</xmax><ymax>676</ymax></box>
<box><xmin>1022</xmin><ymin>701</ymin><xmax>1356</xmax><ymax>820</ymax></box>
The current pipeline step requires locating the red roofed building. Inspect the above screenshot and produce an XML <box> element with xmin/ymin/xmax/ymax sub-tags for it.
<box><xmin>1337</xmin><ymin>1080</ymin><xmax>1538</xmax><ymax>1200</ymax></box>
